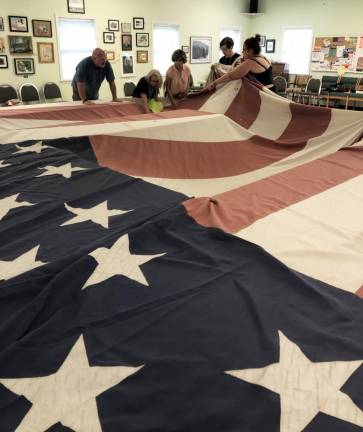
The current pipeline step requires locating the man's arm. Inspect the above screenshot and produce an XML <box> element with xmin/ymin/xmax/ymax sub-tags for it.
<box><xmin>76</xmin><ymin>81</ymin><xmax>89</xmax><ymax>103</ymax></box>
<box><xmin>109</xmin><ymin>80</ymin><xmax>118</xmax><ymax>101</ymax></box>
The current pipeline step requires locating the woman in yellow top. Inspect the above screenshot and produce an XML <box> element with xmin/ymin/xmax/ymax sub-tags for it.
<box><xmin>165</xmin><ymin>49</ymin><xmax>191</xmax><ymax>108</ymax></box>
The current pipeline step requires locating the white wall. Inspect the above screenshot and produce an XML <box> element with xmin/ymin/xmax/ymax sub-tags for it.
<box><xmin>0</xmin><ymin>0</ymin><xmax>249</xmax><ymax>101</ymax></box>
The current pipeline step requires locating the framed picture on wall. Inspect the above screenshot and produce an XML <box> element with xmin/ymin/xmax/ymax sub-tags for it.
<box><xmin>0</xmin><ymin>17</ymin><xmax>4</xmax><ymax>32</ymax></box>
<box><xmin>182</xmin><ymin>45</ymin><xmax>189</xmax><ymax>54</ymax></box>
<box><xmin>106</xmin><ymin>50</ymin><xmax>115</xmax><ymax>61</ymax></box>
<box><xmin>103</xmin><ymin>32</ymin><xmax>115</xmax><ymax>44</ymax></box>
<box><xmin>121</xmin><ymin>34</ymin><xmax>132</xmax><ymax>51</ymax></box>
<box><xmin>37</xmin><ymin>42</ymin><xmax>54</xmax><ymax>63</ymax></box>
<box><xmin>32</xmin><ymin>20</ymin><xmax>52</xmax><ymax>37</ymax></box>
<box><xmin>136</xmin><ymin>33</ymin><xmax>149</xmax><ymax>47</ymax></box>
<box><xmin>136</xmin><ymin>50</ymin><xmax>148</xmax><ymax>63</ymax></box>
<box><xmin>190</xmin><ymin>36</ymin><xmax>212</xmax><ymax>64</ymax></box>
<box><xmin>133</xmin><ymin>17</ymin><xmax>144</xmax><ymax>30</ymax></box>
<box><xmin>121</xmin><ymin>23</ymin><xmax>131</xmax><ymax>33</ymax></box>
<box><xmin>121</xmin><ymin>53</ymin><xmax>134</xmax><ymax>76</ymax></box>
<box><xmin>259</xmin><ymin>35</ymin><xmax>266</xmax><ymax>47</ymax></box>
<box><xmin>0</xmin><ymin>37</ymin><xmax>5</xmax><ymax>53</ymax></box>
<box><xmin>108</xmin><ymin>20</ymin><xmax>119</xmax><ymax>31</ymax></box>
<box><xmin>8</xmin><ymin>35</ymin><xmax>33</xmax><ymax>54</ymax></box>
<box><xmin>0</xmin><ymin>55</ymin><xmax>8</xmax><ymax>68</ymax></box>
<box><xmin>8</xmin><ymin>16</ymin><xmax>28</xmax><ymax>32</ymax></box>
<box><xmin>67</xmin><ymin>0</ymin><xmax>85</xmax><ymax>14</ymax></box>
<box><xmin>14</xmin><ymin>57</ymin><xmax>35</xmax><ymax>75</ymax></box>
<box><xmin>265</xmin><ymin>39</ymin><xmax>275</xmax><ymax>53</ymax></box>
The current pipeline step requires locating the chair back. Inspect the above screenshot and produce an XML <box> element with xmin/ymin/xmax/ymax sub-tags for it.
<box><xmin>44</xmin><ymin>82</ymin><xmax>62</xmax><ymax>101</ymax></box>
<box><xmin>305</xmin><ymin>78</ymin><xmax>322</xmax><ymax>94</ymax></box>
<box><xmin>124</xmin><ymin>82</ymin><xmax>136</xmax><ymax>97</ymax></box>
<box><xmin>296</xmin><ymin>74</ymin><xmax>311</xmax><ymax>87</ymax></box>
<box><xmin>0</xmin><ymin>84</ymin><xmax>18</xmax><ymax>104</ymax></box>
<box><xmin>19</xmin><ymin>83</ymin><xmax>40</xmax><ymax>103</ymax></box>
<box><xmin>273</xmin><ymin>76</ymin><xmax>287</xmax><ymax>93</ymax></box>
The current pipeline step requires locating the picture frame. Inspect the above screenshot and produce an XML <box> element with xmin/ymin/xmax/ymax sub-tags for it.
<box><xmin>106</xmin><ymin>50</ymin><xmax>115</xmax><ymax>61</ymax></box>
<box><xmin>259</xmin><ymin>35</ymin><xmax>266</xmax><ymax>47</ymax></box>
<box><xmin>121</xmin><ymin>22</ymin><xmax>131</xmax><ymax>33</ymax></box>
<box><xmin>136</xmin><ymin>33</ymin><xmax>149</xmax><ymax>47</ymax></box>
<box><xmin>181</xmin><ymin>45</ymin><xmax>189</xmax><ymax>54</ymax></box>
<box><xmin>8</xmin><ymin>16</ymin><xmax>28</xmax><ymax>33</ymax></box>
<box><xmin>265</xmin><ymin>39</ymin><xmax>275</xmax><ymax>53</ymax></box>
<box><xmin>133</xmin><ymin>17</ymin><xmax>144</xmax><ymax>30</ymax></box>
<box><xmin>14</xmin><ymin>57</ymin><xmax>35</xmax><ymax>75</ymax></box>
<box><xmin>190</xmin><ymin>36</ymin><xmax>212</xmax><ymax>64</ymax></box>
<box><xmin>108</xmin><ymin>19</ymin><xmax>119</xmax><ymax>31</ymax></box>
<box><xmin>121</xmin><ymin>53</ymin><xmax>134</xmax><ymax>76</ymax></box>
<box><xmin>136</xmin><ymin>50</ymin><xmax>148</xmax><ymax>63</ymax></box>
<box><xmin>121</xmin><ymin>34</ymin><xmax>132</xmax><ymax>51</ymax></box>
<box><xmin>103</xmin><ymin>32</ymin><xmax>115</xmax><ymax>44</ymax></box>
<box><xmin>0</xmin><ymin>54</ymin><xmax>8</xmax><ymax>68</ymax></box>
<box><xmin>37</xmin><ymin>42</ymin><xmax>54</xmax><ymax>63</ymax></box>
<box><xmin>0</xmin><ymin>37</ymin><xmax>5</xmax><ymax>53</ymax></box>
<box><xmin>8</xmin><ymin>35</ymin><xmax>33</xmax><ymax>54</ymax></box>
<box><xmin>67</xmin><ymin>0</ymin><xmax>85</xmax><ymax>14</ymax></box>
<box><xmin>32</xmin><ymin>20</ymin><xmax>52</xmax><ymax>37</ymax></box>
<box><xmin>0</xmin><ymin>17</ymin><xmax>4</xmax><ymax>32</ymax></box>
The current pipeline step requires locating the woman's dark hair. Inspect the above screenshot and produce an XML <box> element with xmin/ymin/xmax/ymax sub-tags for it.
<box><xmin>171</xmin><ymin>49</ymin><xmax>187</xmax><ymax>63</ymax></box>
<box><xmin>220</xmin><ymin>37</ymin><xmax>234</xmax><ymax>49</ymax></box>
<box><xmin>244</xmin><ymin>34</ymin><xmax>261</xmax><ymax>55</ymax></box>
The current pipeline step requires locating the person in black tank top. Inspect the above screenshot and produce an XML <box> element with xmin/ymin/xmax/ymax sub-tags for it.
<box><xmin>205</xmin><ymin>34</ymin><xmax>274</xmax><ymax>91</ymax></box>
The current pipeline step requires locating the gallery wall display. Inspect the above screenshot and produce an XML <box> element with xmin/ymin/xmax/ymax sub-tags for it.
<box><xmin>265</xmin><ymin>39</ymin><xmax>275</xmax><ymax>53</ymax></box>
<box><xmin>311</xmin><ymin>36</ymin><xmax>360</xmax><ymax>72</ymax></box>
<box><xmin>9</xmin><ymin>35</ymin><xmax>33</xmax><ymax>55</ymax></box>
<box><xmin>259</xmin><ymin>36</ymin><xmax>266</xmax><ymax>47</ymax></box>
<box><xmin>103</xmin><ymin>32</ymin><xmax>115</xmax><ymax>44</ymax></box>
<box><xmin>0</xmin><ymin>17</ymin><xmax>4</xmax><ymax>31</ymax></box>
<box><xmin>121</xmin><ymin>53</ymin><xmax>134</xmax><ymax>76</ymax></box>
<box><xmin>0</xmin><ymin>54</ymin><xmax>8</xmax><ymax>68</ymax></box>
<box><xmin>121</xmin><ymin>34</ymin><xmax>132</xmax><ymax>51</ymax></box>
<box><xmin>136</xmin><ymin>50</ymin><xmax>148</xmax><ymax>63</ymax></box>
<box><xmin>190</xmin><ymin>36</ymin><xmax>212</xmax><ymax>64</ymax></box>
<box><xmin>121</xmin><ymin>22</ymin><xmax>131</xmax><ymax>33</ymax></box>
<box><xmin>9</xmin><ymin>16</ymin><xmax>28</xmax><ymax>32</ymax></box>
<box><xmin>136</xmin><ymin>33</ymin><xmax>149</xmax><ymax>47</ymax></box>
<box><xmin>14</xmin><ymin>57</ymin><xmax>35</xmax><ymax>75</ymax></box>
<box><xmin>67</xmin><ymin>0</ymin><xmax>85</xmax><ymax>14</ymax></box>
<box><xmin>106</xmin><ymin>50</ymin><xmax>115</xmax><ymax>61</ymax></box>
<box><xmin>133</xmin><ymin>17</ymin><xmax>144</xmax><ymax>30</ymax></box>
<box><xmin>182</xmin><ymin>45</ymin><xmax>189</xmax><ymax>54</ymax></box>
<box><xmin>108</xmin><ymin>20</ymin><xmax>119</xmax><ymax>31</ymax></box>
<box><xmin>32</xmin><ymin>20</ymin><xmax>52</xmax><ymax>37</ymax></box>
<box><xmin>0</xmin><ymin>37</ymin><xmax>5</xmax><ymax>53</ymax></box>
<box><xmin>37</xmin><ymin>42</ymin><xmax>54</xmax><ymax>63</ymax></box>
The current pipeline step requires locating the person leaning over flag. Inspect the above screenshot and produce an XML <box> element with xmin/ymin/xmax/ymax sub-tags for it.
<box><xmin>205</xmin><ymin>34</ymin><xmax>274</xmax><ymax>91</ymax></box>
<box><xmin>71</xmin><ymin>48</ymin><xmax>123</xmax><ymax>104</ymax></box>
<box><xmin>165</xmin><ymin>49</ymin><xmax>191</xmax><ymax>109</ymax></box>
<box><xmin>132</xmin><ymin>69</ymin><xmax>163</xmax><ymax>113</ymax></box>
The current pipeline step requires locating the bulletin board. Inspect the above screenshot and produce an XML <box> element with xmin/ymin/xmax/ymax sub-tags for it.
<box><xmin>311</xmin><ymin>36</ymin><xmax>360</xmax><ymax>72</ymax></box>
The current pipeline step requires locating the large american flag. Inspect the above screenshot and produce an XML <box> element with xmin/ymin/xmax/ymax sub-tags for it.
<box><xmin>0</xmin><ymin>78</ymin><xmax>363</xmax><ymax>431</ymax></box>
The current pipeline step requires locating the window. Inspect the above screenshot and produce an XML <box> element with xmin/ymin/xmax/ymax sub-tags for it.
<box><xmin>281</xmin><ymin>27</ymin><xmax>313</xmax><ymax>74</ymax></box>
<box><xmin>220</xmin><ymin>26</ymin><xmax>241</xmax><ymax>56</ymax></box>
<box><xmin>57</xmin><ymin>17</ymin><xmax>96</xmax><ymax>81</ymax></box>
<box><xmin>153</xmin><ymin>24</ymin><xmax>180</xmax><ymax>75</ymax></box>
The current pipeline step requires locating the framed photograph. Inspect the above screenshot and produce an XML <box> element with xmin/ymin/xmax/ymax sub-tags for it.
<box><xmin>37</xmin><ymin>42</ymin><xmax>54</xmax><ymax>63</ymax></box>
<box><xmin>121</xmin><ymin>22</ymin><xmax>131</xmax><ymax>33</ymax></box>
<box><xmin>106</xmin><ymin>50</ymin><xmax>115</xmax><ymax>61</ymax></box>
<box><xmin>121</xmin><ymin>53</ymin><xmax>134</xmax><ymax>76</ymax></box>
<box><xmin>67</xmin><ymin>0</ymin><xmax>85</xmax><ymax>14</ymax></box>
<box><xmin>259</xmin><ymin>35</ymin><xmax>266</xmax><ymax>47</ymax></box>
<box><xmin>103</xmin><ymin>32</ymin><xmax>115</xmax><ymax>44</ymax></box>
<box><xmin>0</xmin><ymin>54</ymin><xmax>8</xmax><ymax>68</ymax></box>
<box><xmin>265</xmin><ymin>39</ymin><xmax>275</xmax><ymax>53</ymax></box>
<box><xmin>32</xmin><ymin>20</ymin><xmax>52</xmax><ymax>37</ymax></box>
<box><xmin>8</xmin><ymin>35</ymin><xmax>33</xmax><ymax>54</ymax></box>
<box><xmin>0</xmin><ymin>37</ymin><xmax>5</xmax><ymax>53</ymax></box>
<box><xmin>190</xmin><ymin>36</ymin><xmax>212</xmax><ymax>64</ymax></box>
<box><xmin>136</xmin><ymin>33</ymin><xmax>149</xmax><ymax>47</ymax></box>
<box><xmin>0</xmin><ymin>17</ymin><xmax>4</xmax><ymax>32</ymax></box>
<box><xmin>136</xmin><ymin>50</ymin><xmax>148</xmax><ymax>63</ymax></box>
<box><xmin>8</xmin><ymin>16</ymin><xmax>28</xmax><ymax>33</ymax></box>
<box><xmin>108</xmin><ymin>19</ymin><xmax>119</xmax><ymax>31</ymax></box>
<box><xmin>133</xmin><ymin>17</ymin><xmax>144</xmax><ymax>30</ymax></box>
<box><xmin>14</xmin><ymin>57</ymin><xmax>35</xmax><ymax>75</ymax></box>
<box><xmin>121</xmin><ymin>34</ymin><xmax>132</xmax><ymax>51</ymax></box>
<box><xmin>182</xmin><ymin>45</ymin><xmax>189</xmax><ymax>54</ymax></box>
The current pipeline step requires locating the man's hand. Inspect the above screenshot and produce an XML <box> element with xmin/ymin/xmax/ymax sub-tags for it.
<box><xmin>205</xmin><ymin>83</ymin><xmax>216</xmax><ymax>92</ymax></box>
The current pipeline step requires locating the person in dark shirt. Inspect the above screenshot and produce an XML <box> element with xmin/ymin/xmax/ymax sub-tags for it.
<box><xmin>71</xmin><ymin>48</ymin><xmax>122</xmax><ymax>104</ymax></box>
<box><xmin>219</xmin><ymin>37</ymin><xmax>241</xmax><ymax>66</ymax></box>
<box><xmin>133</xmin><ymin>69</ymin><xmax>162</xmax><ymax>113</ymax></box>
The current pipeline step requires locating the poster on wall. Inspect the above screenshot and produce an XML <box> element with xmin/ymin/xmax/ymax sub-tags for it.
<box><xmin>190</xmin><ymin>36</ymin><xmax>212</xmax><ymax>64</ymax></box>
<box><xmin>355</xmin><ymin>36</ymin><xmax>363</xmax><ymax>71</ymax></box>
<box><xmin>121</xmin><ymin>53</ymin><xmax>134</xmax><ymax>76</ymax></box>
<box><xmin>311</xmin><ymin>36</ymin><xmax>358</xmax><ymax>72</ymax></box>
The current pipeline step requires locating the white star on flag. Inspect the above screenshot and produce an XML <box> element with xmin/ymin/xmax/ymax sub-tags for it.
<box><xmin>0</xmin><ymin>245</ymin><xmax>46</xmax><ymax>281</ymax></box>
<box><xmin>83</xmin><ymin>233</ymin><xmax>165</xmax><ymax>289</ymax></box>
<box><xmin>0</xmin><ymin>335</ymin><xmax>143</xmax><ymax>432</ymax></box>
<box><xmin>62</xmin><ymin>201</ymin><xmax>131</xmax><ymax>229</ymax></box>
<box><xmin>0</xmin><ymin>160</ymin><xmax>11</xmax><ymax>169</ymax></box>
<box><xmin>37</xmin><ymin>163</ymin><xmax>86</xmax><ymax>179</ymax></box>
<box><xmin>0</xmin><ymin>193</ymin><xmax>34</xmax><ymax>221</ymax></box>
<box><xmin>226</xmin><ymin>331</ymin><xmax>363</xmax><ymax>432</ymax></box>
<box><xmin>15</xmin><ymin>141</ymin><xmax>50</xmax><ymax>154</ymax></box>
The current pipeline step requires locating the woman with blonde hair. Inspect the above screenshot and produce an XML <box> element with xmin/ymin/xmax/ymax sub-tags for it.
<box><xmin>133</xmin><ymin>69</ymin><xmax>163</xmax><ymax>113</ymax></box>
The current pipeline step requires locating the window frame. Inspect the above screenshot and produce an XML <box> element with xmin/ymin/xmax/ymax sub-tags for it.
<box><xmin>281</xmin><ymin>25</ymin><xmax>314</xmax><ymax>75</ymax></box>
<box><xmin>219</xmin><ymin>25</ymin><xmax>242</xmax><ymax>57</ymax></box>
<box><xmin>152</xmin><ymin>22</ymin><xmax>181</xmax><ymax>76</ymax></box>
